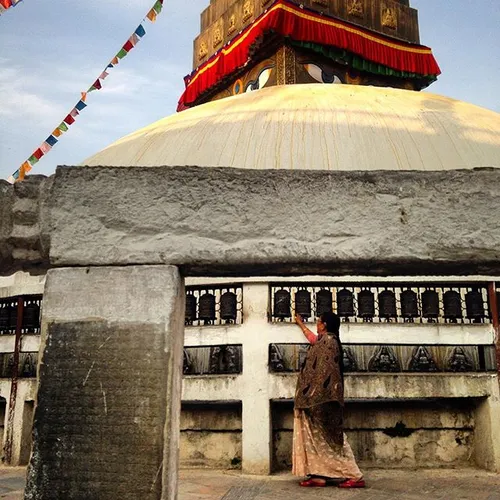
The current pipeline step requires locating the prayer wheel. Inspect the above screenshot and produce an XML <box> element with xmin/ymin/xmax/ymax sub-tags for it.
<box><xmin>378</xmin><ymin>290</ymin><xmax>397</xmax><ymax>319</ymax></box>
<box><xmin>273</xmin><ymin>289</ymin><xmax>291</xmax><ymax>319</ymax></box>
<box><xmin>8</xmin><ymin>301</ymin><xmax>17</xmax><ymax>331</ymax></box>
<box><xmin>443</xmin><ymin>290</ymin><xmax>462</xmax><ymax>321</ymax></box>
<box><xmin>401</xmin><ymin>289</ymin><xmax>419</xmax><ymax>319</ymax></box>
<box><xmin>336</xmin><ymin>288</ymin><xmax>354</xmax><ymax>318</ymax></box>
<box><xmin>199</xmin><ymin>293</ymin><xmax>216</xmax><ymax>323</ymax></box>
<box><xmin>0</xmin><ymin>303</ymin><xmax>9</xmax><ymax>333</ymax></box>
<box><xmin>315</xmin><ymin>289</ymin><xmax>332</xmax><ymax>316</ymax></box>
<box><xmin>22</xmin><ymin>300</ymin><xmax>40</xmax><ymax>332</ymax></box>
<box><xmin>422</xmin><ymin>289</ymin><xmax>440</xmax><ymax>320</ymax></box>
<box><xmin>185</xmin><ymin>293</ymin><xmax>197</xmax><ymax>324</ymax></box>
<box><xmin>295</xmin><ymin>289</ymin><xmax>311</xmax><ymax>320</ymax></box>
<box><xmin>220</xmin><ymin>291</ymin><xmax>237</xmax><ymax>322</ymax></box>
<box><xmin>357</xmin><ymin>289</ymin><xmax>375</xmax><ymax>321</ymax></box>
<box><xmin>465</xmin><ymin>289</ymin><xmax>485</xmax><ymax>322</ymax></box>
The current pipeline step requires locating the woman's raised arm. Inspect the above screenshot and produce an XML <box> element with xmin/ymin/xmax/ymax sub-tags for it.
<box><xmin>295</xmin><ymin>313</ymin><xmax>317</xmax><ymax>345</ymax></box>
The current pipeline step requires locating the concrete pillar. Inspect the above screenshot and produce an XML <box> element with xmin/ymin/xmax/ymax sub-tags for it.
<box><xmin>241</xmin><ymin>283</ymin><xmax>272</xmax><ymax>475</ymax></box>
<box><xmin>474</xmin><ymin>377</ymin><xmax>500</xmax><ymax>473</ymax></box>
<box><xmin>25</xmin><ymin>266</ymin><xmax>185</xmax><ymax>500</ymax></box>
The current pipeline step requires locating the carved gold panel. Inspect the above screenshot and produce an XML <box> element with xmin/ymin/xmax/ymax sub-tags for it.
<box><xmin>381</xmin><ymin>5</ymin><xmax>397</xmax><ymax>30</ymax></box>
<box><xmin>347</xmin><ymin>0</ymin><xmax>363</xmax><ymax>18</ymax></box>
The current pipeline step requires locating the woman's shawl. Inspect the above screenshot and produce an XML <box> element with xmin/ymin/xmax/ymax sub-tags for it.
<box><xmin>294</xmin><ymin>332</ymin><xmax>345</xmax><ymax>446</ymax></box>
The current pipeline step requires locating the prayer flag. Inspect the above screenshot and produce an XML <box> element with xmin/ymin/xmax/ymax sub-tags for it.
<box><xmin>123</xmin><ymin>40</ymin><xmax>134</xmax><ymax>52</ymax></box>
<box><xmin>111</xmin><ymin>56</ymin><xmax>119</xmax><ymax>65</ymax></box>
<box><xmin>81</xmin><ymin>92</ymin><xmax>87</xmax><ymax>102</ymax></box>
<box><xmin>46</xmin><ymin>135</ymin><xmax>58</xmax><ymax>146</ymax></box>
<box><xmin>12</xmin><ymin>170</ymin><xmax>20</xmax><ymax>180</ymax></box>
<box><xmin>64</xmin><ymin>114</ymin><xmax>75</xmax><ymax>125</ymax></box>
<box><xmin>107</xmin><ymin>63</ymin><xmax>114</xmax><ymax>69</ymax></box>
<box><xmin>58</xmin><ymin>122</ymin><xmax>69</xmax><ymax>132</ymax></box>
<box><xmin>130</xmin><ymin>33</ymin><xmax>140</xmax><ymax>46</ymax></box>
<box><xmin>40</xmin><ymin>142</ymin><xmax>52</xmax><ymax>154</ymax></box>
<box><xmin>153</xmin><ymin>0</ymin><xmax>163</xmax><ymax>14</ymax></box>
<box><xmin>117</xmin><ymin>48</ymin><xmax>128</xmax><ymax>59</ymax></box>
<box><xmin>75</xmin><ymin>100</ymin><xmax>87</xmax><ymax>111</ymax></box>
<box><xmin>0</xmin><ymin>0</ymin><xmax>12</xmax><ymax>9</ymax></box>
<box><xmin>28</xmin><ymin>155</ymin><xmax>39</xmax><ymax>165</ymax></box>
<box><xmin>99</xmin><ymin>71</ymin><xmax>109</xmax><ymax>80</ymax></box>
<box><xmin>52</xmin><ymin>128</ymin><xmax>62</xmax><ymax>138</ymax></box>
<box><xmin>70</xmin><ymin>108</ymin><xmax>79</xmax><ymax>118</ymax></box>
<box><xmin>7</xmin><ymin>176</ymin><xmax>15</xmax><ymax>184</ymax></box>
<box><xmin>147</xmin><ymin>9</ymin><xmax>157</xmax><ymax>22</ymax></box>
<box><xmin>135</xmin><ymin>24</ymin><xmax>146</xmax><ymax>38</ymax></box>
<box><xmin>33</xmin><ymin>148</ymin><xmax>44</xmax><ymax>160</ymax></box>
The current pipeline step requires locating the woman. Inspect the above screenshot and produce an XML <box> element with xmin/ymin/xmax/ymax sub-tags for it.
<box><xmin>293</xmin><ymin>311</ymin><xmax>365</xmax><ymax>488</ymax></box>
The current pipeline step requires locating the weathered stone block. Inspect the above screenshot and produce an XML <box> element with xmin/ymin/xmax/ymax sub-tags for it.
<box><xmin>25</xmin><ymin>266</ymin><xmax>185</xmax><ymax>500</ymax></box>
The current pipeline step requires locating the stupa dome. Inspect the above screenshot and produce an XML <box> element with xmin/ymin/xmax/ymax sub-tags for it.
<box><xmin>83</xmin><ymin>84</ymin><xmax>500</xmax><ymax>171</ymax></box>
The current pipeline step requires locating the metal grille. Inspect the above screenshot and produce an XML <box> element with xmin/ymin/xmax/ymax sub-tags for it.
<box><xmin>185</xmin><ymin>284</ymin><xmax>243</xmax><ymax>327</ymax></box>
<box><xmin>269</xmin><ymin>343</ymin><xmax>497</xmax><ymax>373</ymax></box>
<box><xmin>183</xmin><ymin>345</ymin><xmax>243</xmax><ymax>375</ymax></box>
<box><xmin>0</xmin><ymin>352</ymin><xmax>38</xmax><ymax>378</ymax></box>
<box><xmin>0</xmin><ymin>295</ymin><xmax>43</xmax><ymax>335</ymax></box>
<box><xmin>269</xmin><ymin>283</ymin><xmax>492</xmax><ymax>324</ymax></box>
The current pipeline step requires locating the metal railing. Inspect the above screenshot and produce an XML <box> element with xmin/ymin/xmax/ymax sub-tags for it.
<box><xmin>185</xmin><ymin>284</ymin><xmax>243</xmax><ymax>327</ymax></box>
<box><xmin>269</xmin><ymin>283</ymin><xmax>494</xmax><ymax>324</ymax></box>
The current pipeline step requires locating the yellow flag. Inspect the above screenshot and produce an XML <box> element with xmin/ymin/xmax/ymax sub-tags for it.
<box><xmin>147</xmin><ymin>9</ymin><xmax>157</xmax><ymax>22</ymax></box>
<box><xmin>52</xmin><ymin>128</ymin><xmax>62</xmax><ymax>138</ymax></box>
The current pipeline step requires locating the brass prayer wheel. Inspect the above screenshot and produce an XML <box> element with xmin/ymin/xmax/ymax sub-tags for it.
<box><xmin>357</xmin><ymin>289</ymin><xmax>375</xmax><ymax>321</ymax></box>
<box><xmin>220</xmin><ymin>291</ymin><xmax>237</xmax><ymax>322</ymax></box>
<box><xmin>295</xmin><ymin>289</ymin><xmax>312</xmax><ymax>320</ymax></box>
<box><xmin>443</xmin><ymin>290</ymin><xmax>462</xmax><ymax>321</ymax></box>
<box><xmin>185</xmin><ymin>293</ymin><xmax>197</xmax><ymax>324</ymax></box>
<box><xmin>315</xmin><ymin>289</ymin><xmax>332</xmax><ymax>316</ymax></box>
<box><xmin>199</xmin><ymin>293</ymin><xmax>216</xmax><ymax>323</ymax></box>
<box><xmin>273</xmin><ymin>289</ymin><xmax>291</xmax><ymax>319</ymax></box>
<box><xmin>378</xmin><ymin>290</ymin><xmax>397</xmax><ymax>319</ymax></box>
<box><xmin>336</xmin><ymin>288</ymin><xmax>354</xmax><ymax>318</ymax></box>
<box><xmin>401</xmin><ymin>289</ymin><xmax>419</xmax><ymax>319</ymax></box>
<box><xmin>465</xmin><ymin>289</ymin><xmax>484</xmax><ymax>322</ymax></box>
<box><xmin>422</xmin><ymin>289</ymin><xmax>440</xmax><ymax>320</ymax></box>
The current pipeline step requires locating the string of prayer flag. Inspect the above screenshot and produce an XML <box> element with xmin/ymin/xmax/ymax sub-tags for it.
<box><xmin>6</xmin><ymin>0</ymin><xmax>164</xmax><ymax>183</ymax></box>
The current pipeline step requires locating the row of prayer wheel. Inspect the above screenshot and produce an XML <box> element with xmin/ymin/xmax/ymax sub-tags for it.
<box><xmin>273</xmin><ymin>288</ymin><xmax>492</xmax><ymax>322</ymax></box>
<box><xmin>185</xmin><ymin>291</ymin><xmax>238</xmax><ymax>324</ymax></box>
<box><xmin>0</xmin><ymin>300</ymin><xmax>41</xmax><ymax>333</ymax></box>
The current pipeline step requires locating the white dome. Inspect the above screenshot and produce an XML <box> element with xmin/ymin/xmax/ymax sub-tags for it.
<box><xmin>83</xmin><ymin>84</ymin><xmax>500</xmax><ymax>171</ymax></box>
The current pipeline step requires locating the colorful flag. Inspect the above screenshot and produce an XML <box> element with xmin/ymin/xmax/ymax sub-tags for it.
<box><xmin>40</xmin><ymin>142</ymin><xmax>52</xmax><ymax>154</ymax></box>
<box><xmin>111</xmin><ymin>56</ymin><xmax>119</xmax><ymax>65</ymax></box>
<box><xmin>0</xmin><ymin>0</ymin><xmax>12</xmax><ymax>9</ymax></box>
<box><xmin>33</xmin><ymin>148</ymin><xmax>44</xmax><ymax>160</ymax></box>
<box><xmin>135</xmin><ymin>24</ymin><xmax>146</xmax><ymax>38</ymax></box>
<box><xmin>123</xmin><ymin>40</ymin><xmax>134</xmax><ymax>52</ymax></box>
<box><xmin>46</xmin><ymin>135</ymin><xmax>58</xmax><ymax>146</ymax></box>
<box><xmin>28</xmin><ymin>154</ymin><xmax>38</xmax><ymax>165</ymax></box>
<box><xmin>129</xmin><ymin>33</ymin><xmax>140</xmax><ymax>46</ymax></box>
<box><xmin>81</xmin><ymin>92</ymin><xmax>87</xmax><ymax>102</ymax></box>
<box><xmin>99</xmin><ymin>71</ymin><xmax>109</xmax><ymax>80</ymax></box>
<box><xmin>75</xmin><ymin>100</ymin><xmax>87</xmax><ymax>111</ymax></box>
<box><xmin>70</xmin><ymin>108</ymin><xmax>79</xmax><ymax>118</ymax></box>
<box><xmin>58</xmin><ymin>122</ymin><xmax>69</xmax><ymax>132</ymax></box>
<box><xmin>147</xmin><ymin>9</ymin><xmax>157</xmax><ymax>22</ymax></box>
<box><xmin>153</xmin><ymin>0</ymin><xmax>163</xmax><ymax>14</ymax></box>
<box><xmin>117</xmin><ymin>48</ymin><xmax>128</xmax><ymax>59</ymax></box>
<box><xmin>63</xmin><ymin>114</ymin><xmax>75</xmax><ymax>125</ymax></box>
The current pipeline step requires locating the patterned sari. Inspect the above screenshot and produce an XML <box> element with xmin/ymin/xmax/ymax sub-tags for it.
<box><xmin>292</xmin><ymin>333</ymin><xmax>362</xmax><ymax>480</ymax></box>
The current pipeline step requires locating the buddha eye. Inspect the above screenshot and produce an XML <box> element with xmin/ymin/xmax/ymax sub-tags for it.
<box><xmin>245</xmin><ymin>68</ymin><xmax>272</xmax><ymax>92</ymax></box>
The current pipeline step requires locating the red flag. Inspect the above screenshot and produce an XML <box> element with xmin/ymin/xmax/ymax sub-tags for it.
<box><xmin>123</xmin><ymin>40</ymin><xmax>134</xmax><ymax>52</ymax></box>
<box><xmin>92</xmin><ymin>79</ymin><xmax>102</xmax><ymax>90</ymax></box>
<box><xmin>64</xmin><ymin>114</ymin><xmax>75</xmax><ymax>125</ymax></box>
<box><xmin>33</xmin><ymin>148</ymin><xmax>44</xmax><ymax>160</ymax></box>
<box><xmin>0</xmin><ymin>0</ymin><xmax>12</xmax><ymax>8</ymax></box>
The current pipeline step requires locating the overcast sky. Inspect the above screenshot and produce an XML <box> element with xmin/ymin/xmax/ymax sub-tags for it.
<box><xmin>0</xmin><ymin>0</ymin><xmax>499</xmax><ymax>180</ymax></box>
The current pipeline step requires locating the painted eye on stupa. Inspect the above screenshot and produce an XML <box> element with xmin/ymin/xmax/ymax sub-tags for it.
<box><xmin>245</xmin><ymin>67</ymin><xmax>272</xmax><ymax>92</ymax></box>
<box><xmin>305</xmin><ymin>64</ymin><xmax>343</xmax><ymax>84</ymax></box>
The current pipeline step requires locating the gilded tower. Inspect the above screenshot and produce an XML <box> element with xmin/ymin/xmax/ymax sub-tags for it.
<box><xmin>178</xmin><ymin>0</ymin><xmax>440</xmax><ymax>109</ymax></box>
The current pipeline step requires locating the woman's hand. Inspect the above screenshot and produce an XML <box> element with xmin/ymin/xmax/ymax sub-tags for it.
<box><xmin>295</xmin><ymin>313</ymin><xmax>303</xmax><ymax>325</ymax></box>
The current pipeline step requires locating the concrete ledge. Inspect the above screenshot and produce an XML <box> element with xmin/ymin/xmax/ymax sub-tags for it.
<box><xmin>183</xmin><ymin>373</ymin><xmax>500</xmax><ymax>401</ymax></box>
<box><xmin>2</xmin><ymin>166</ymin><xmax>500</xmax><ymax>276</ymax></box>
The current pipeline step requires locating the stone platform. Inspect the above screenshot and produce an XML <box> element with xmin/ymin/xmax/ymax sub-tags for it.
<box><xmin>1</xmin><ymin>468</ymin><xmax>500</xmax><ymax>500</ymax></box>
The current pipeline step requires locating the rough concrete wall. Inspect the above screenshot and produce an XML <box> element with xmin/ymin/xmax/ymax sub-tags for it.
<box><xmin>180</xmin><ymin>404</ymin><xmax>242</xmax><ymax>469</ymax></box>
<box><xmin>25</xmin><ymin>266</ymin><xmax>184</xmax><ymax>500</ymax></box>
<box><xmin>44</xmin><ymin>166</ymin><xmax>500</xmax><ymax>276</ymax></box>
<box><xmin>272</xmin><ymin>400</ymin><xmax>476</xmax><ymax>470</ymax></box>
<box><xmin>0</xmin><ymin>177</ymin><xmax>49</xmax><ymax>277</ymax></box>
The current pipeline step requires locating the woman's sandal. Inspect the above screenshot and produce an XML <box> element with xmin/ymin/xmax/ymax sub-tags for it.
<box><xmin>338</xmin><ymin>478</ymin><xmax>366</xmax><ymax>488</ymax></box>
<box><xmin>299</xmin><ymin>478</ymin><xmax>327</xmax><ymax>487</ymax></box>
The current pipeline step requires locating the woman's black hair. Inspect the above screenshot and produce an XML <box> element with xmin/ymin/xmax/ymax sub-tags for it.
<box><xmin>320</xmin><ymin>311</ymin><xmax>341</xmax><ymax>334</ymax></box>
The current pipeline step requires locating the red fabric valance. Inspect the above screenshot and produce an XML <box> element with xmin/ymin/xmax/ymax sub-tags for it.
<box><xmin>178</xmin><ymin>0</ymin><xmax>441</xmax><ymax>110</ymax></box>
